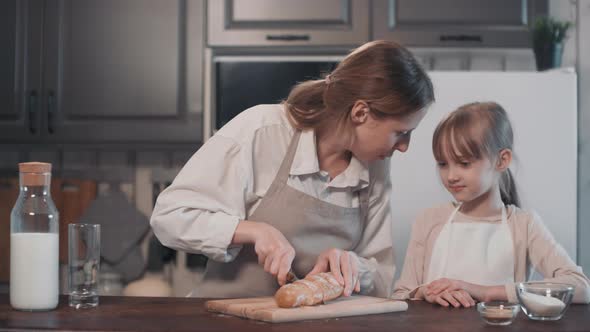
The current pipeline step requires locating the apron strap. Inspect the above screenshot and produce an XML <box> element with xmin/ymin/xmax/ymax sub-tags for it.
<box><xmin>359</xmin><ymin>180</ymin><xmax>370</xmax><ymax>225</ymax></box>
<box><xmin>277</xmin><ymin>130</ymin><xmax>302</xmax><ymax>182</ymax></box>
<box><xmin>265</xmin><ymin>130</ymin><xmax>302</xmax><ymax>196</ymax></box>
<box><xmin>447</xmin><ymin>203</ymin><xmax>462</xmax><ymax>224</ymax></box>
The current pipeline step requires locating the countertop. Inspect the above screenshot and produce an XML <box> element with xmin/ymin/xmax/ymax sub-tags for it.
<box><xmin>1</xmin><ymin>294</ymin><xmax>589</xmax><ymax>331</ymax></box>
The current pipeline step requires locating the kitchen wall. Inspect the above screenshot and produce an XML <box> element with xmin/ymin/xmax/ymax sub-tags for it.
<box><xmin>547</xmin><ymin>0</ymin><xmax>590</xmax><ymax>279</ymax></box>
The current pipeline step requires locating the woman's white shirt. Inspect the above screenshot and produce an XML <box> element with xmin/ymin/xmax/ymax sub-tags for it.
<box><xmin>150</xmin><ymin>104</ymin><xmax>395</xmax><ymax>292</ymax></box>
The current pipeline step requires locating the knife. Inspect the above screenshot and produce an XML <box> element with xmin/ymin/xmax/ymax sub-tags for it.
<box><xmin>286</xmin><ymin>269</ymin><xmax>300</xmax><ymax>284</ymax></box>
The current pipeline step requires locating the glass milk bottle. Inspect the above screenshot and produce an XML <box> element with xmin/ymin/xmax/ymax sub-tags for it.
<box><xmin>10</xmin><ymin>162</ymin><xmax>59</xmax><ymax>311</ymax></box>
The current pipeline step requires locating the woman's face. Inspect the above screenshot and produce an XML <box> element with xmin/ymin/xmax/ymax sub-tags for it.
<box><xmin>349</xmin><ymin>105</ymin><xmax>427</xmax><ymax>162</ymax></box>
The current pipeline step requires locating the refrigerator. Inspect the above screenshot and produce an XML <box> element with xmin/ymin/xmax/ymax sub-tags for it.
<box><xmin>390</xmin><ymin>69</ymin><xmax>578</xmax><ymax>279</ymax></box>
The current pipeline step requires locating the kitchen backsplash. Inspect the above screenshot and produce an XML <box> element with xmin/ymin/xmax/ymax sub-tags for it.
<box><xmin>0</xmin><ymin>150</ymin><xmax>194</xmax><ymax>173</ymax></box>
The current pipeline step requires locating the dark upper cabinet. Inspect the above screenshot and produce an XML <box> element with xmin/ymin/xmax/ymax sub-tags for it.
<box><xmin>1</xmin><ymin>0</ymin><xmax>204</xmax><ymax>145</ymax></box>
<box><xmin>207</xmin><ymin>0</ymin><xmax>369</xmax><ymax>46</ymax></box>
<box><xmin>372</xmin><ymin>0</ymin><xmax>548</xmax><ymax>48</ymax></box>
<box><xmin>0</xmin><ymin>1</ymin><xmax>43</xmax><ymax>143</ymax></box>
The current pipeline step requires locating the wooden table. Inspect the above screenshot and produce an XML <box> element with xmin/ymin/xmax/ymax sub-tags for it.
<box><xmin>1</xmin><ymin>294</ymin><xmax>589</xmax><ymax>331</ymax></box>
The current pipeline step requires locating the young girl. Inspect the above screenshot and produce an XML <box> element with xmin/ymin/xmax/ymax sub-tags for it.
<box><xmin>392</xmin><ymin>102</ymin><xmax>590</xmax><ymax>307</ymax></box>
<box><xmin>151</xmin><ymin>40</ymin><xmax>435</xmax><ymax>298</ymax></box>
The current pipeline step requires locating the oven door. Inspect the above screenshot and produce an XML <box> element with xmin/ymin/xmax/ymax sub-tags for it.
<box><xmin>204</xmin><ymin>54</ymin><xmax>342</xmax><ymax>140</ymax></box>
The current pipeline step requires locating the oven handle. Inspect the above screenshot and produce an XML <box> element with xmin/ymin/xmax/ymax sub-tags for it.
<box><xmin>266</xmin><ymin>34</ymin><xmax>310</xmax><ymax>42</ymax></box>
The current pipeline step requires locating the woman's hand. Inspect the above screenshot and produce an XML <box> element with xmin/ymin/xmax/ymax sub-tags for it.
<box><xmin>423</xmin><ymin>289</ymin><xmax>476</xmax><ymax>308</ymax></box>
<box><xmin>232</xmin><ymin>221</ymin><xmax>295</xmax><ymax>286</ymax></box>
<box><xmin>306</xmin><ymin>248</ymin><xmax>361</xmax><ymax>296</ymax></box>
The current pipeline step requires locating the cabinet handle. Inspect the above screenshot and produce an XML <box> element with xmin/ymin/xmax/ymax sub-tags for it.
<box><xmin>28</xmin><ymin>90</ymin><xmax>38</xmax><ymax>134</ymax></box>
<box><xmin>47</xmin><ymin>90</ymin><xmax>55</xmax><ymax>134</ymax></box>
<box><xmin>266</xmin><ymin>34</ymin><xmax>310</xmax><ymax>41</ymax></box>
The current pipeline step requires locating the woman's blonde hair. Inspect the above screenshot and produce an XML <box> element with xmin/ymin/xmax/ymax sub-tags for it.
<box><xmin>283</xmin><ymin>40</ymin><xmax>434</xmax><ymax>130</ymax></box>
<box><xmin>432</xmin><ymin>102</ymin><xmax>520</xmax><ymax>207</ymax></box>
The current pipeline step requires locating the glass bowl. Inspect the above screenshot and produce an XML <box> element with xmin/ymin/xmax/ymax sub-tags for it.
<box><xmin>477</xmin><ymin>301</ymin><xmax>520</xmax><ymax>326</ymax></box>
<box><xmin>516</xmin><ymin>282</ymin><xmax>575</xmax><ymax>321</ymax></box>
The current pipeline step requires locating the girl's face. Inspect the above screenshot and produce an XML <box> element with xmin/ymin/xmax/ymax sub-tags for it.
<box><xmin>350</xmin><ymin>105</ymin><xmax>426</xmax><ymax>162</ymax></box>
<box><xmin>436</xmin><ymin>144</ymin><xmax>500</xmax><ymax>204</ymax></box>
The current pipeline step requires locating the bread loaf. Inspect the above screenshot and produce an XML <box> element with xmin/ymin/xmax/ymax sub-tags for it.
<box><xmin>275</xmin><ymin>272</ymin><xmax>344</xmax><ymax>308</ymax></box>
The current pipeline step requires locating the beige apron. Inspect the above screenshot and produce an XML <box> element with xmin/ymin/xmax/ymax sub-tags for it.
<box><xmin>191</xmin><ymin>131</ymin><xmax>369</xmax><ymax>298</ymax></box>
<box><xmin>426</xmin><ymin>204</ymin><xmax>515</xmax><ymax>285</ymax></box>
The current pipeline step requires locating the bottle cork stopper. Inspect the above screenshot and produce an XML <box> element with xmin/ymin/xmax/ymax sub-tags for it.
<box><xmin>19</xmin><ymin>162</ymin><xmax>52</xmax><ymax>173</ymax></box>
<box><xmin>19</xmin><ymin>162</ymin><xmax>52</xmax><ymax>186</ymax></box>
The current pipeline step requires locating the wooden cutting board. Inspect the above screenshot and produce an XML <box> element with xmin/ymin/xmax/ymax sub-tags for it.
<box><xmin>206</xmin><ymin>295</ymin><xmax>408</xmax><ymax>323</ymax></box>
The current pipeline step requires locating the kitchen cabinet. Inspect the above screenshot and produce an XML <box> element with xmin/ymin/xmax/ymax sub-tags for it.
<box><xmin>1</xmin><ymin>0</ymin><xmax>204</xmax><ymax>145</ymax></box>
<box><xmin>0</xmin><ymin>1</ymin><xmax>43</xmax><ymax>143</ymax></box>
<box><xmin>372</xmin><ymin>0</ymin><xmax>548</xmax><ymax>48</ymax></box>
<box><xmin>207</xmin><ymin>0</ymin><xmax>369</xmax><ymax>46</ymax></box>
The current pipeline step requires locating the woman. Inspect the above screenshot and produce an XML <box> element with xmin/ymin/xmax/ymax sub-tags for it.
<box><xmin>150</xmin><ymin>40</ymin><xmax>435</xmax><ymax>298</ymax></box>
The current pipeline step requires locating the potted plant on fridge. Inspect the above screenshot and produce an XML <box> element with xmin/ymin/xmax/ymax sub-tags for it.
<box><xmin>532</xmin><ymin>16</ymin><xmax>573</xmax><ymax>71</ymax></box>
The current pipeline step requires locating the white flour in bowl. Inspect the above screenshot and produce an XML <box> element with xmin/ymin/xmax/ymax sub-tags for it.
<box><xmin>520</xmin><ymin>292</ymin><xmax>566</xmax><ymax>316</ymax></box>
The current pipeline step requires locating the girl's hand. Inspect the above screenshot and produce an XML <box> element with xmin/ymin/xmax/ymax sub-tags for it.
<box><xmin>306</xmin><ymin>248</ymin><xmax>361</xmax><ymax>296</ymax></box>
<box><xmin>424</xmin><ymin>278</ymin><xmax>502</xmax><ymax>302</ymax></box>
<box><xmin>424</xmin><ymin>289</ymin><xmax>475</xmax><ymax>308</ymax></box>
<box><xmin>233</xmin><ymin>221</ymin><xmax>295</xmax><ymax>286</ymax></box>
<box><xmin>424</xmin><ymin>278</ymin><xmax>466</xmax><ymax>297</ymax></box>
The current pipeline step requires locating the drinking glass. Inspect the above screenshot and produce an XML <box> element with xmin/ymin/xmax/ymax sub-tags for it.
<box><xmin>68</xmin><ymin>223</ymin><xmax>100</xmax><ymax>309</ymax></box>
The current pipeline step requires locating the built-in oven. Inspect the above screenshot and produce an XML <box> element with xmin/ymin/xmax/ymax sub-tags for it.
<box><xmin>203</xmin><ymin>51</ymin><xmax>343</xmax><ymax>140</ymax></box>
